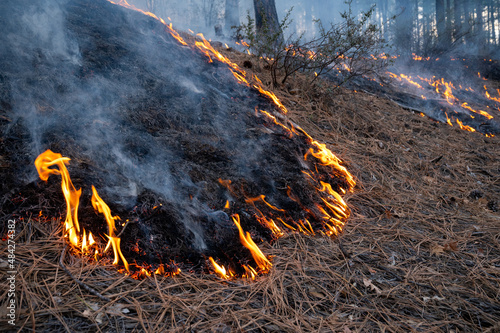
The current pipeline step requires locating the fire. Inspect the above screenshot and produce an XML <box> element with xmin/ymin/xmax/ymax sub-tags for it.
<box><xmin>35</xmin><ymin>150</ymin><xmax>84</xmax><ymax>248</ymax></box>
<box><xmin>305</xmin><ymin>140</ymin><xmax>356</xmax><ymax>191</ymax></box>
<box><xmin>444</xmin><ymin>112</ymin><xmax>453</xmax><ymax>126</ymax></box>
<box><xmin>427</xmin><ymin>78</ymin><xmax>456</xmax><ymax>105</ymax></box>
<box><xmin>461</xmin><ymin>103</ymin><xmax>493</xmax><ymax>120</ymax></box>
<box><xmin>455</xmin><ymin>119</ymin><xmax>476</xmax><ymax>132</ymax></box>
<box><xmin>400</xmin><ymin>74</ymin><xmax>422</xmax><ymax>89</ymax></box>
<box><xmin>388</xmin><ymin>62</ymin><xmax>498</xmax><ymax>135</ymax></box>
<box><xmin>35</xmin><ymin>150</ymin><xmax>130</xmax><ymax>271</ymax></box>
<box><xmin>245</xmin><ymin>195</ymin><xmax>285</xmax><ymax>237</ymax></box>
<box><xmin>91</xmin><ymin>185</ymin><xmax>129</xmax><ymax>272</ymax></box>
<box><xmin>252</xmin><ymin>83</ymin><xmax>288</xmax><ymax>114</ymax></box>
<box><xmin>388</xmin><ymin>72</ymin><xmax>423</xmax><ymax>89</ymax></box>
<box><xmin>209</xmin><ymin>257</ymin><xmax>233</xmax><ymax>279</ymax></box>
<box><xmin>412</xmin><ymin>53</ymin><xmax>431</xmax><ymax>61</ymax></box>
<box><xmin>485</xmin><ymin>89</ymin><xmax>500</xmax><ymax>103</ymax></box>
<box><xmin>167</xmin><ymin>23</ymin><xmax>188</xmax><ymax>46</ymax></box>
<box><xmin>81</xmin><ymin>229</ymin><xmax>96</xmax><ymax>253</ymax></box>
<box><xmin>245</xmin><ymin>195</ymin><xmax>285</xmax><ymax>212</ymax></box>
<box><xmin>95</xmin><ymin>0</ymin><xmax>358</xmax><ymax>279</ymax></box>
<box><xmin>232</xmin><ymin>215</ymin><xmax>272</xmax><ymax>273</ymax></box>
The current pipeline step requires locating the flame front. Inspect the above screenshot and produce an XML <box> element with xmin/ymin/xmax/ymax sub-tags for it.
<box><xmin>98</xmin><ymin>1</ymin><xmax>358</xmax><ymax>280</ymax></box>
<box><xmin>232</xmin><ymin>214</ymin><xmax>272</xmax><ymax>273</ymax></box>
<box><xmin>35</xmin><ymin>150</ymin><xmax>83</xmax><ymax>247</ymax></box>
<box><xmin>387</xmin><ymin>55</ymin><xmax>499</xmax><ymax>136</ymax></box>
<box><xmin>91</xmin><ymin>185</ymin><xmax>129</xmax><ymax>272</ymax></box>
<box><xmin>209</xmin><ymin>257</ymin><xmax>233</xmax><ymax>280</ymax></box>
<box><xmin>35</xmin><ymin>150</ymin><xmax>129</xmax><ymax>271</ymax></box>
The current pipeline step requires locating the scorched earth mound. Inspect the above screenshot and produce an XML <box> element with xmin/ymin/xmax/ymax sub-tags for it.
<box><xmin>0</xmin><ymin>0</ymin><xmax>353</xmax><ymax>278</ymax></box>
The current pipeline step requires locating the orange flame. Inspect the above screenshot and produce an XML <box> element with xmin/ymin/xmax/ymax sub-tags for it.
<box><xmin>252</xmin><ymin>83</ymin><xmax>288</xmax><ymax>114</ymax></box>
<box><xmin>242</xmin><ymin>265</ymin><xmax>258</xmax><ymax>280</ymax></box>
<box><xmin>245</xmin><ymin>195</ymin><xmax>285</xmax><ymax>212</ymax></box>
<box><xmin>460</xmin><ymin>102</ymin><xmax>493</xmax><ymax>119</ymax></box>
<box><xmin>399</xmin><ymin>74</ymin><xmax>422</xmax><ymax>89</ymax></box>
<box><xmin>455</xmin><ymin>119</ymin><xmax>476</xmax><ymax>132</ymax></box>
<box><xmin>485</xmin><ymin>90</ymin><xmax>500</xmax><ymax>103</ymax></box>
<box><xmin>209</xmin><ymin>257</ymin><xmax>233</xmax><ymax>279</ymax></box>
<box><xmin>105</xmin><ymin>0</ymin><xmax>358</xmax><ymax>279</ymax></box>
<box><xmin>391</xmin><ymin>67</ymin><xmax>497</xmax><ymax>135</ymax></box>
<box><xmin>412</xmin><ymin>53</ymin><xmax>431</xmax><ymax>61</ymax></box>
<box><xmin>444</xmin><ymin>112</ymin><xmax>453</xmax><ymax>126</ymax></box>
<box><xmin>35</xmin><ymin>150</ymin><xmax>82</xmax><ymax>247</ymax></box>
<box><xmin>305</xmin><ymin>140</ymin><xmax>356</xmax><ymax>191</ymax></box>
<box><xmin>91</xmin><ymin>185</ymin><xmax>129</xmax><ymax>272</ymax></box>
<box><xmin>232</xmin><ymin>215</ymin><xmax>272</xmax><ymax>273</ymax></box>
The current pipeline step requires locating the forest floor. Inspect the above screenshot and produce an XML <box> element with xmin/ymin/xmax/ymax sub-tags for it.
<box><xmin>1</xmin><ymin>46</ymin><xmax>500</xmax><ymax>332</ymax></box>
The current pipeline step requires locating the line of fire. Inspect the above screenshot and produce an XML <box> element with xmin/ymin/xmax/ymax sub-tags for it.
<box><xmin>1</xmin><ymin>0</ymin><xmax>499</xmax><ymax>283</ymax></box>
<box><xmin>2</xmin><ymin>0</ymin><xmax>358</xmax><ymax>281</ymax></box>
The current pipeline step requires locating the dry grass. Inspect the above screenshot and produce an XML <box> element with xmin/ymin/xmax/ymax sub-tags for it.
<box><xmin>1</xmin><ymin>50</ymin><xmax>500</xmax><ymax>333</ymax></box>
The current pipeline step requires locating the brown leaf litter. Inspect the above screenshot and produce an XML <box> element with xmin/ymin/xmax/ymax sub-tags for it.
<box><xmin>1</xmin><ymin>48</ymin><xmax>499</xmax><ymax>332</ymax></box>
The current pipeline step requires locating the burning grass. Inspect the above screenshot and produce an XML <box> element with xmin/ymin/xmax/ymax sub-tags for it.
<box><xmin>0</xmin><ymin>0</ymin><xmax>355</xmax><ymax>281</ymax></box>
<box><xmin>1</xmin><ymin>0</ymin><xmax>500</xmax><ymax>331</ymax></box>
<box><xmin>2</xmin><ymin>49</ymin><xmax>500</xmax><ymax>331</ymax></box>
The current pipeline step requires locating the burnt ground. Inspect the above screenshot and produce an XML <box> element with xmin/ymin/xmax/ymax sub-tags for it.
<box><xmin>0</xmin><ymin>0</ymin><xmax>350</xmax><ymax>278</ymax></box>
<box><xmin>1</xmin><ymin>0</ymin><xmax>500</xmax><ymax>332</ymax></box>
<box><xmin>329</xmin><ymin>58</ymin><xmax>500</xmax><ymax>136</ymax></box>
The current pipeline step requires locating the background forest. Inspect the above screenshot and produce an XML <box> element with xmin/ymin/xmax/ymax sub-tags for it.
<box><xmin>128</xmin><ymin>0</ymin><xmax>500</xmax><ymax>59</ymax></box>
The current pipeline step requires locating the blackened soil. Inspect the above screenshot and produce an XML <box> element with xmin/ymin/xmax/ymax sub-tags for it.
<box><xmin>0</xmin><ymin>0</ymin><xmax>351</xmax><ymax>275</ymax></box>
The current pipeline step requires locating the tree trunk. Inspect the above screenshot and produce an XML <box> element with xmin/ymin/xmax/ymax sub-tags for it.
<box><xmin>475</xmin><ymin>0</ymin><xmax>487</xmax><ymax>55</ymax></box>
<box><xmin>394</xmin><ymin>0</ymin><xmax>413</xmax><ymax>56</ymax></box>
<box><xmin>453</xmin><ymin>0</ymin><xmax>462</xmax><ymax>44</ymax></box>
<box><xmin>253</xmin><ymin>0</ymin><xmax>283</xmax><ymax>43</ymax></box>
<box><xmin>146</xmin><ymin>0</ymin><xmax>156</xmax><ymax>13</ymax></box>
<box><xmin>422</xmin><ymin>0</ymin><xmax>434</xmax><ymax>54</ymax></box>
<box><xmin>445</xmin><ymin>0</ymin><xmax>453</xmax><ymax>42</ymax></box>
<box><xmin>464</xmin><ymin>0</ymin><xmax>473</xmax><ymax>45</ymax></box>
<box><xmin>435</xmin><ymin>0</ymin><xmax>449</xmax><ymax>52</ymax></box>
<box><xmin>486</xmin><ymin>3</ymin><xmax>496</xmax><ymax>46</ymax></box>
<box><xmin>225</xmin><ymin>0</ymin><xmax>239</xmax><ymax>34</ymax></box>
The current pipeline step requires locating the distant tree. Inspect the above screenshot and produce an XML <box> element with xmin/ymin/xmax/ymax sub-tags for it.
<box><xmin>236</xmin><ymin>1</ymin><xmax>390</xmax><ymax>87</ymax></box>
<box><xmin>475</xmin><ymin>0</ymin><xmax>486</xmax><ymax>52</ymax></box>
<box><xmin>253</xmin><ymin>0</ymin><xmax>283</xmax><ymax>44</ymax></box>
<box><xmin>394</xmin><ymin>0</ymin><xmax>414</xmax><ymax>55</ymax></box>
<box><xmin>146</xmin><ymin>0</ymin><xmax>156</xmax><ymax>13</ymax></box>
<box><xmin>225</xmin><ymin>0</ymin><xmax>239</xmax><ymax>35</ymax></box>
<box><xmin>435</xmin><ymin>0</ymin><xmax>450</xmax><ymax>51</ymax></box>
<box><xmin>453</xmin><ymin>0</ymin><xmax>464</xmax><ymax>44</ymax></box>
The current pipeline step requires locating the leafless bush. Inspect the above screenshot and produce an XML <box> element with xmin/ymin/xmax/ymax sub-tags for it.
<box><xmin>234</xmin><ymin>0</ymin><xmax>392</xmax><ymax>88</ymax></box>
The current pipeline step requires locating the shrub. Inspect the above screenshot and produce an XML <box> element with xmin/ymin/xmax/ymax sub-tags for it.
<box><xmin>233</xmin><ymin>0</ymin><xmax>392</xmax><ymax>88</ymax></box>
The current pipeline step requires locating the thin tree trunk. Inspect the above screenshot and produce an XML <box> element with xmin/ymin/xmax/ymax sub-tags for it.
<box><xmin>395</xmin><ymin>0</ymin><xmax>413</xmax><ymax>56</ymax></box>
<box><xmin>464</xmin><ymin>0</ymin><xmax>473</xmax><ymax>45</ymax></box>
<box><xmin>436</xmin><ymin>0</ymin><xmax>449</xmax><ymax>52</ymax></box>
<box><xmin>225</xmin><ymin>0</ymin><xmax>239</xmax><ymax>34</ymax></box>
<box><xmin>445</xmin><ymin>0</ymin><xmax>453</xmax><ymax>43</ymax></box>
<box><xmin>423</xmin><ymin>0</ymin><xmax>433</xmax><ymax>54</ymax></box>
<box><xmin>253</xmin><ymin>0</ymin><xmax>283</xmax><ymax>44</ymax></box>
<box><xmin>476</xmin><ymin>0</ymin><xmax>485</xmax><ymax>55</ymax></box>
<box><xmin>453</xmin><ymin>0</ymin><xmax>461</xmax><ymax>44</ymax></box>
